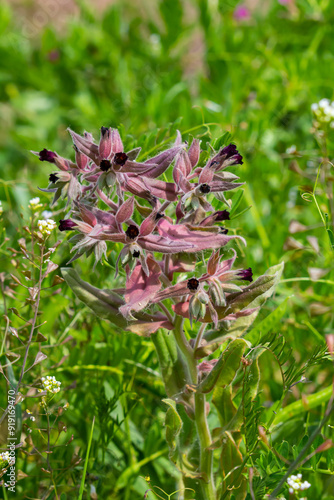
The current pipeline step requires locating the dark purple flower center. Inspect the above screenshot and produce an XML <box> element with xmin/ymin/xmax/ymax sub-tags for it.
<box><xmin>100</xmin><ymin>159</ymin><xmax>111</xmax><ymax>171</ymax></box>
<box><xmin>214</xmin><ymin>210</ymin><xmax>230</xmax><ymax>221</ymax></box>
<box><xmin>39</xmin><ymin>149</ymin><xmax>57</xmax><ymax>163</ymax></box>
<box><xmin>221</xmin><ymin>144</ymin><xmax>238</xmax><ymax>159</ymax></box>
<box><xmin>132</xmin><ymin>250</ymin><xmax>140</xmax><ymax>258</ymax></box>
<box><xmin>187</xmin><ymin>278</ymin><xmax>199</xmax><ymax>291</ymax></box>
<box><xmin>125</xmin><ymin>225</ymin><xmax>139</xmax><ymax>239</ymax></box>
<box><xmin>200</xmin><ymin>183</ymin><xmax>211</xmax><ymax>194</ymax></box>
<box><xmin>59</xmin><ymin>219</ymin><xmax>77</xmax><ymax>232</ymax></box>
<box><xmin>232</xmin><ymin>153</ymin><xmax>243</xmax><ymax>165</ymax></box>
<box><xmin>100</xmin><ymin>126</ymin><xmax>109</xmax><ymax>137</ymax></box>
<box><xmin>49</xmin><ymin>173</ymin><xmax>59</xmax><ymax>183</ymax></box>
<box><xmin>237</xmin><ymin>267</ymin><xmax>253</xmax><ymax>282</ymax></box>
<box><xmin>114</xmin><ymin>152</ymin><xmax>128</xmax><ymax>166</ymax></box>
<box><xmin>219</xmin><ymin>228</ymin><xmax>229</xmax><ymax>234</ymax></box>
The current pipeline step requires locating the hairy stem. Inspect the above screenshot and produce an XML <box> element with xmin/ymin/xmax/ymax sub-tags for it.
<box><xmin>173</xmin><ymin>316</ymin><xmax>216</xmax><ymax>499</ymax></box>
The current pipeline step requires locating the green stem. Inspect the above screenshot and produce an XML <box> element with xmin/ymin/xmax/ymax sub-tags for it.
<box><xmin>151</xmin><ymin>330</ymin><xmax>189</xmax><ymax>397</ymax></box>
<box><xmin>173</xmin><ymin>316</ymin><xmax>216</xmax><ymax>499</ymax></box>
<box><xmin>173</xmin><ymin>316</ymin><xmax>197</xmax><ymax>383</ymax></box>
<box><xmin>194</xmin><ymin>392</ymin><xmax>216</xmax><ymax>499</ymax></box>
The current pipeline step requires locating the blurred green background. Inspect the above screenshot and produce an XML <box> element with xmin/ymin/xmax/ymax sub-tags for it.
<box><xmin>1</xmin><ymin>0</ymin><xmax>334</xmax><ymax>498</ymax></box>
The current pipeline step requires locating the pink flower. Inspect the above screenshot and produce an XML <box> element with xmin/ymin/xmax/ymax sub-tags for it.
<box><xmin>234</xmin><ymin>5</ymin><xmax>251</xmax><ymax>21</ymax></box>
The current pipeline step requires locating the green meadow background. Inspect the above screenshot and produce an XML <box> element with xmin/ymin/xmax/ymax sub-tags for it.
<box><xmin>0</xmin><ymin>0</ymin><xmax>334</xmax><ymax>498</ymax></box>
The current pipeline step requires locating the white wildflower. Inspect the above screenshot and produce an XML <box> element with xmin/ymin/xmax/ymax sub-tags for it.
<box><xmin>37</xmin><ymin>219</ymin><xmax>57</xmax><ymax>237</ymax></box>
<box><xmin>287</xmin><ymin>474</ymin><xmax>311</xmax><ymax>495</ymax></box>
<box><xmin>29</xmin><ymin>197</ymin><xmax>43</xmax><ymax>211</ymax></box>
<box><xmin>39</xmin><ymin>375</ymin><xmax>61</xmax><ymax>394</ymax></box>
<box><xmin>41</xmin><ymin>210</ymin><xmax>53</xmax><ymax>219</ymax></box>
<box><xmin>0</xmin><ymin>451</ymin><xmax>14</xmax><ymax>466</ymax></box>
<box><xmin>311</xmin><ymin>98</ymin><xmax>334</xmax><ymax>129</ymax></box>
<box><xmin>0</xmin><ymin>201</ymin><xmax>3</xmax><ymax>214</ymax></box>
<box><xmin>286</xmin><ymin>145</ymin><xmax>297</xmax><ymax>154</ymax></box>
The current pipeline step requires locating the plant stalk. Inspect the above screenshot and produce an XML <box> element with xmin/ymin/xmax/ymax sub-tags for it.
<box><xmin>173</xmin><ymin>316</ymin><xmax>216</xmax><ymax>499</ymax></box>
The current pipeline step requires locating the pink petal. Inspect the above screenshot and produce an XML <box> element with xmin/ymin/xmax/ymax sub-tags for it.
<box><xmin>111</xmin><ymin>129</ymin><xmax>124</xmax><ymax>153</ymax></box>
<box><xmin>207</xmin><ymin>250</ymin><xmax>220</xmax><ymax>275</ymax></box>
<box><xmin>90</xmin><ymin>227</ymin><xmax>127</xmax><ymax>243</ymax></box>
<box><xmin>176</xmin><ymin>200</ymin><xmax>185</xmax><ymax>222</ymax></box>
<box><xmin>67</xmin><ymin>128</ymin><xmax>99</xmax><ymax>162</ymax></box>
<box><xmin>215</xmin><ymin>250</ymin><xmax>237</xmax><ymax>277</ymax></box>
<box><xmin>223</xmin><ymin>308</ymin><xmax>259</xmax><ymax>320</ymax></box>
<box><xmin>91</xmin><ymin>207</ymin><xmax>118</xmax><ymax>229</ymax></box>
<box><xmin>122</xmin><ymin>175</ymin><xmax>152</xmax><ymax>199</ymax></box>
<box><xmin>139</xmin><ymin>233</ymin><xmax>195</xmax><ymax>253</ymax></box>
<box><xmin>174</xmin><ymin>150</ymin><xmax>192</xmax><ymax>180</ymax></box>
<box><xmin>142</xmin><ymin>178</ymin><xmax>179</xmax><ymax>201</ymax></box>
<box><xmin>198</xmin><ymin>166</ymin><xmax>214</xmax><ymax>184</ymax></box>
<box><xmin>151</xmin><ymin>281</ymin><xmax>189</xmax><ymax>303</ymax></box>
<box><xmin>127</xmin><ymin>313</ymin><xmax>173</xmax><ymax>335</ymax></box>
<box><xmin>99</xmin><ymin>127</ymin><xmax>112</xmax><ymax>159</ymax></box>
<box><xmin>188</xmin><ymin>138</ymin><xmax>201</xmax><ymax>168</ymax></box>
<box><xmin>77</xmin><ymin>203</ymin><xmax>97</xmax><ymax>227</ymax></box>
<box><xmin>174</xmin><ymin>129</ymin><xmax>183</xmax><ymax>146</ymax></box>
<box><xmin>209</xmin><ymin>181</ymin><xmax>244</xmax><ymax>192</ymax></box>
<box><xmin>139</xmin><ymin>214</ymin><xmax>158</xmax><ymax>237</ymax></box>
<box><xmin>157</xmin><ymin>219</ymin><xmax>246</xmax><ymax>251</ymax></box>
<box><xmin>116</xmin><ymin>196</ymin><xmax>135</xmax><ymax>223</ymax></box>
<box><xmin>120</xmin><ymin>254</ymin><xmax>162</xmax><ymax>319</ymax></box>
<box><xmin>119</xmin><ymin>160</ymin><xmax>158</xmax><ymax>174</ymax></box>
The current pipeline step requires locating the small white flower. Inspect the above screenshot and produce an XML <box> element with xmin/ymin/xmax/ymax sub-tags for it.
<box><xmin>287</xmin><ymin>473</ymin><xmax>311</xmax><ymax>494</ymax></box>
<box><xmin>29</xmin><ymin>197</ymin><xmax>43</xmax><ymax>211</ymax></box>
<box><xmin>286</xmin><ymin>145</ymin><xmax>297</xmax><ymax>154</ymax></box>
<box><xmin>0</xmin><ymin>451</ymin><xmax>14</xmax><ymax>467</ymax></box>
<box><xmin>0</xmin><ymin>201</ymin><xmax>3</xmax><ymax>214</ymax></box>
<box><xmin>30</xmin><ymin>416</ymin><xmax>35</xmax><ymax>422</ymax></box>
<box><xmin>311</xmin><ymin>98</ymin><xmax>334</xmax><ymax>129</ymax></box>
<box><xmin>37</xmin><ymin>219</ymin><xmax>57</xmax><ymax>238</ymax></box>
<box><xmin>319</xmin><ymin>98</ymin><xmax>330</xmax><ymax>108</ymax></box>
<box><xmin>39</xmin><ymin>375</ymin><xmax>61</xmax><ymax>394</ymax></box>
<box><xmin>41</xmin><ymin>210</ymin><xmax>53</xmax><ymax>219</ymax></box>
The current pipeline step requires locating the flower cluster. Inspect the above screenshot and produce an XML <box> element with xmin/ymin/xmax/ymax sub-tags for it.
<box><xmin>37</xmin><ymin>219</ymin><xmax>57</xmax><ymax>237</ymax></box>
<box><xmin>311</xmin><ymin>98</ymin><xmax>334</xmax><ymax>129</ymax></box>
<box><xmin>29</xmin><ymin>197</ymin><xmax>43</xmax><ymax>211</ymax></box>
<box><xmin>287</xmin><ymin>474</ymin><xmax>311</xmax><ymax>496</ymax></box>
<box><xmin>32</xmin><ymin>127</ymin><xmax>264</xmax><ymax>336</ymax></box>
<box><xmin>39</xmin><ymin>375</ymin><xmax>61</xmax><ymax>394</ymax></box>
<box><xmin>0</xmin><ymin>451</ymin><xmax>14</xmax><ymax>467</ymax></box>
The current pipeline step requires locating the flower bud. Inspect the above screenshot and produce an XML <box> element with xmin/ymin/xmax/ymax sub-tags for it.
<box><xmin>38</xmin><ymin>149</ymin><xmax>57</xmax><ymax>163</ymax></box>
<box><xmin>106</xmin><ymin>171</ymin><xmax>116</xmax><ymax>187</ymax></box>
<box><xmin>237</xmin><ymin>267</ymin><xmax>253</xmax><ymax>282</ymax></box>
<box><xmin>58</xmin><ymin>219</ymin><xmax>77</xmax><ymax>231</ymax></box>
<box><xmin>74</xmin><ymin>146</ymin><xmax>89</xmax><ymax>170</ymax></box>
<box><xmin>99</xmin><ymin>126</ymin><xmax>112</xmax><ymax>159</ymax></box>
<box><xmin>197</xmin><ymin>290</ymin><xmax>209</xmax><ymax>304</ymax></box>
<box><xmin>190</xmin><ymin>296</ymin><xmax>201</xmax><ymax>319</ymax></box>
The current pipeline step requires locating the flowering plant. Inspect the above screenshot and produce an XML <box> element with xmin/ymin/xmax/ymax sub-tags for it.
<box><xmin>33</xmin><ymin>127</ymin><xmax>284</xmax><ymax>499</ymax></box>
